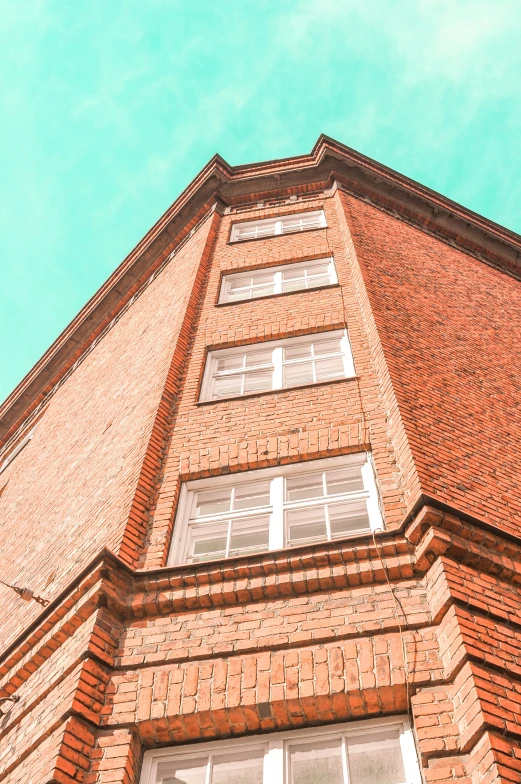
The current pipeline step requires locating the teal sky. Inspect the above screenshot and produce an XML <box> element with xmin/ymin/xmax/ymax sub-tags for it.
<box><xmin>1</xmin><ymin>1</ymin><xmax>520</xmax><ymax>403</ymax></box>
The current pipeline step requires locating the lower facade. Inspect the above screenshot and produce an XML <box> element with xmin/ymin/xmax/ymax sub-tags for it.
<box><xmin>1</xmin><ymin>504</ymin><xmax>521</xmax><ymax>784</ymax></box>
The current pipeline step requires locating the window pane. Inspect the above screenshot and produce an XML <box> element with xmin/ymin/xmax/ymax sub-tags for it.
<box><xmin>194</xmin><ymin>489</ymin><xmax>232</xmax><ymax>517</ymax></box>
<box><xmin>313</xmin><ymin>338</ymin><xmax>342</xmax><ymax>356</ymax></box>
<box><xmin>244</xmin><ymin>370</ymin><xmax>273</xmax><ymax>393</ymax></box>
<box><xmin>250</xmin><ymin>285</ymin><xmax>276</xmax><ymax>299</ymax></box>
<box><xmin>325</xmin><ymin>468</ymin><xmax>364</xmax><ymax>496</ymax></box>
<box><xmin>346</xmin><ymin>732</ymin><xmax>406</xmax><ymax>784</ymax></box>
<box><xmin>229</xmin><ymin>519</ymin><xmax>270</xmax><ymax>556</ymax></box>
<box><xmin>282</xmin><ymin>267</ymin><xmax>306</xmax><ymax>281</ymax></box>
<box><xmin>212</xmin><ymin>751</ymin><xmax>264</xmax><ymax>784</ymax></box>
<box><xmin>286</xmin><ymin>473</ymin><xmax>324</xmax><ymax>502</ymax></box>
<box><xmin>314</xmin><ymin>357</ymin><xmax>345</xmax><ymax>381</ymax></box>
<box><xmin>213</xmin><ymin>376</ymin><xmax>243</xmax><ymax>399</ymax></box>
<box><xmin>307</xmin><ymin>263</ymin><xmax>330</xmax><ymax>277</ymax></box>
<box><xmin>284</xmin><ymin>362</ymin><xmax>314</xmax><ymax>387</ymax></box>
<box><xmin>229</xmin><ymin>278</ymin><xmax>253</xmax><ymax>292</ymax></box>
<box><xmin>287</xmin><ymin>507</ymin><xmax>327</xmax><ymax>545</ymax></box>
<box><xmin>289</xmin><ymin>738</ymin><xmax>344</xmax><ymax>784</ymax></box>
<box><xmin>234</xmin><ymin>482</ymin><xmax>271</xmax><ymax>510</ymax></box>
<box><xmin>191</xmin><ymin>534</ymin><xmax>228</xmax><ymax>562</ymax></box>
<box><xmin>159</xmin><ymin>759</ymin><xmax>208</xmax><ymax>784</ymax></box>
<box><xmin>284</xmin><ymin>343</ymin><xmax>312</xmax><ymax>360</ymax></box>
<box><xmin>252</xmin><ymin>273</ymin><xmax>274</xmax><ymax>286</ymax></box>
<box><xmin>228</xmin><ymin>288</ymin><xmax>252</xmax><ymax>302</ymax></box>
<box><xmin>329</xmin><ymin>503</ymin><xmax>370</xmax><ymax>537</ymax></box>
<box><xmin>307</xmin><ymin>274</ymin><xmax>331</xmax><ymax>289</ymax></box>
<box><xmin>216</xmin><ymin>355</ymin><xmax>245</xmax><ymax>372</ymax></box>
<box><xmin>245</xmin><ymin>350</ymin><xmax>273</xmax><ymax>368</ymax></box>
<box><xmin>282</xmin><ymin>278</ymin><xmax>306</xmax><ymax>293</ymax></box>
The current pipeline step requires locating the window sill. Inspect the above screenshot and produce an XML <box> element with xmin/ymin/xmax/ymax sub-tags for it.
<box><xmin>215</xmin><ymin>282</ymin><xmax>340</xmax><ymax>307</ymax></box>
<box><xmin>196</xmin><ymin>374</ymin><xmax>358</xmax><ymax>406</ymax></box>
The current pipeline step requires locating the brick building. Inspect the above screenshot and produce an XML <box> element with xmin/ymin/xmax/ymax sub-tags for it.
<box><xmin>0</xmin><ymin>136</ymin><xmax>520</xmax><ymax>783</ymax></box>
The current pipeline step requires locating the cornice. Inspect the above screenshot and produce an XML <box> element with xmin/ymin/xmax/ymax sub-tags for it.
<box><xmin>1</xmin><ymin>135</ymin><xmax>520</xmax><ymax>443</ymax></box>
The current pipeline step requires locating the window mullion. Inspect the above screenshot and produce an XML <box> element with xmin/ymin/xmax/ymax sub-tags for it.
<box><xmin>206</xmin><ymin>755</ymin><xmax>213</xmax><ymax>784</ymax></box>
<box><xmin>269</xmin><ymin>477</ymin><xmax>284</xmax><ymax>550</ymax></box>
<box><xmin>275</xmin><ymin>219</ymin><xmax>283</xmax><ymax>235</ymax></box>
<box><xmin>225</xmin><ymin>519</ymin><xmax>232</xmax><ymax>557</ymax></box>
<box><xmin>265</xmin><ymin>740</ymin><xmax>284</xmax><ymax>784</ymax></box>
<box><xmin>272</xmin><ymin>346</ymin><xmax>283</xmax><ymax>389</ymax></box>
<box><xmin>329</xmin><ymin>257</ymin><xmax>338</xmax><ymax>284</ymax></box>
<box><xmin>341</xmin><ymin>737</ymin><xmax>350</xmax><ymax>784</ymax></box>
<box><xmin>361</xmin><ymin>456</ymin><xmax>384</xmax><ymax>531</ymax></box>
<box><xmin>274</xmin><ymin>271</ymin><xmax>282</xmax><ymax>295</ymax></box>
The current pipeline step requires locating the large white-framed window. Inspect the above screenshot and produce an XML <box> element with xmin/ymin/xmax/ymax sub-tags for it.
<box><xmin>230</xmin><ymin>210</ymin><xmax>327</xmax><ymax>242</ymax></box>
<box><xmin>167</xmin><ymin>454</ymin><xmax>383</xmax><ymax>566</ymax></box>
<box><xmin>139</xmin><ymin>716</ymin><xmax>421</xmax><ymax>784</ymax></box>
<box><xmin>200</xmin><ymin>330</ymin><xmax>354</xmax><ymax>402</ymax></box>
<box><xmin>219</xmin><ymin>258</ymin><xmax>338</xmax><ymax>304</ymax></box>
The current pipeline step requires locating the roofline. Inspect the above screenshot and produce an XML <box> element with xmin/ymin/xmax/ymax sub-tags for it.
<box><xmin>1</xmin><ymin>135</ymin><xmax>520</xmax><ymax>444</ymax></box>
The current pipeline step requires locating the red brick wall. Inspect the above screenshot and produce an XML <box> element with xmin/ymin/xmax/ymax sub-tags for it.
<box><xmin>340</xmin><ymin>192</ymin><xmax>521</xmax><ymax>536</ymax></box>
<box><xmin>0</xmin><ymin>211</ymin><xmax>216</xmax><ymax>650</ymax></box>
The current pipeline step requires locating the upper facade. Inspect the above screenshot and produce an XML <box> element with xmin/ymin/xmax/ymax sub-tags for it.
<box><xmin>1</xmin><ymin>137</ymin><xmax>521</xmax><ymax>784</ymax></box>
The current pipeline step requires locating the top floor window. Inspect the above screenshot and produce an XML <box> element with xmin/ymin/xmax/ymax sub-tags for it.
<box><xmin>219</xmin><ymin>258</ymin><xmax>337</xmax><ymax>304</ymax></box>
<box><xmin>230</xmin><ymin>210</ymin><xmax>326</xmax><ymax>242</ymax></box>
<box><xmin>140</xmin><ymin>717</ymin><xmax>421</xmax><ymax>784</ymax></box>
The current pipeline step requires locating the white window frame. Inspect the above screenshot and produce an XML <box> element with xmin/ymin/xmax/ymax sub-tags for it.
<box><xmin>167</xmin><ymin>453</ymin><xmax>384</xmax><ymax>566</ymax></box>
<box><xmin>219</xmin><ymin>257</ymin><xmax>338</xmax><ymax>304</ymax></box>
<box><xmin>139</xmin><ymin>716</ymin><xmax>421</xmax><ymax>784</ymax></box>
<box><xmin>200</xmin><ymin>330</ymin><xmax>355</xmax><ymax>402</ymax></box>
<box><xmin>0</xmin><ymin>428</ymin><xmax>35</xmax><ymax>475</ymax></box>
<box><xmin>230</xmin><ymin>210</ymin><xmax>327</xmax><ymax>242</ymax></box>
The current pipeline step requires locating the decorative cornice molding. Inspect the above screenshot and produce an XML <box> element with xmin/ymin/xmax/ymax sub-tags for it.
<box><xmin>1</xmin><ymin>135</ymin><xmax>520</xmax><ymax>444</ymax></box>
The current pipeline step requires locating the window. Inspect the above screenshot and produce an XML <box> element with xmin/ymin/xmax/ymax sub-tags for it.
<box><xmin>167</xmin><ymin>454</ymin><xmax>383</xmax><ymax>566</ymax></box>
<box><xmin>139</xmin><ymin>717</ymin><xmax>421</xmax><ymax>784</ymax></box>
<box><xmin>219</xmin><ymin>258</ymin><xmax>337</xmax><ymax>304</ymax></box>
<box><xmin>230</xmin><ymin>210</ymin><xmax>327</xmax><ymax>242</ymax></box>
<box><xmin>200</xmin><ymin>330</ymin><xmax>354</xmax><ymax>402</ymax></box>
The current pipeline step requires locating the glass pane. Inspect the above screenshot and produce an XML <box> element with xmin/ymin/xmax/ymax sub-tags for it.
<box><xmin>244</xmin><ymin>370</ymin><xmax>273</xmax><ymax>393</ymax></box>
<box><xmin>194</xmin><ymin>489</ymin><xmax>232</xmax><ymax>517</ymax></box>
<box><xmin>212</xmin><ymin>751</ymin><xmax>264</xmax><ymax>784</ymax></box>
<box><xmin>313</xmin><ymin>338</ymin><xmax>342</xmax><ymax>356</ymax></box>
<box><xmin>216</xmin><ymin>354</ymin><xmax>245</xmax><ymax>372</ymax></box>
<box><xmin>329</xmin><ymin>503</ymin><xmax>371</xmax><ymax>538</ymax></box>
<box><xmin>159</xmin><ymin>758</ymin><xmax>208</xmax><ymax>784</ymax></box>
<box><xmin>283</xmin><ymin>362</ymin><xmax>314</xmax><ymax>387</ymax></box>
<box><xmin>325</xmin><ymin>467</ymin><xmax>364</xmax><ymax>496</ymax></box>
<box><xmin>250</xmin><ymin>285</ymin><xmax>276</xmax><ymax>299</ymax></box>
<box><xmin>213</xmin><ymin>375</ymin><xmax>243</xmax><ymax>399</ymax></box>
<box><xmin>229</xmin><ymin>519</ymin><xmax>270</xmax><ymax>556</ymax></box>
<box><xmin>252</xmin><ymin>273</ymin><xmax>274</xmax><ymax>286</ymax></box>
<box><xmin>245</xmin><ymin>350</ymin><xmax>273</xmax><ymax>368</ymax></box>
<box><xmin>234</xmin><ymin>482</ymin><xmax>271</xmax><ymax>510</ymax></box>
<box><xmin>191</xmin><ymin>534</ymin><xmax>228</xmax><ymax>562</ymax></box>
<box><xmin>284</xmin><ymin>343</ymin><xmax>312</xmax><ymax>360</ymax></box>
<box><xmin>229</xmin><ymin>277</ymin><xmax>253</xmax><ymax>291</ymax></box>
<box><xmin>307</xmin><ymin>274</ymin><xmax>331</xmax><ymax>289</ymax></box>
<box><xmin>289</xmin><ymin>738</ymin><xmax>344</xmax><ymax>784</ymax></box>
<box><xmin>347</xmin><ymin>732</ymin><xmax>405</xmax><ymax>784</ymax></box>
<box><xmin>286</xmin><ymin>473</ymin><xmax>324</xmax><ymax>501</ymax></box>
<box><xmin>282</xmin><ymin>278</ymin><xmax>306</xmax><ymax>293</ymax></box>
<box><xmin>287</xmin><ymin>507</ymin><xmax>327</xmax><ymax>545</ymax></box>
<box><xmin>306</xmin><ymin>263</ymin><xmax>330</xmax><ymax>276</ymax></box>
<box><xmin>227</xmin><ymin>288</ymin><xmax>251</xmax><ymax>302</ymax></box>
<box><xmin>282</xmin><ymin>267</ymin><xmax>306</xmax><ymax>281</ymax></box>
<box><xmin>314</xmin><ymin>357</ymin><xmax>344</xmax><ymax>381</ymax></box>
